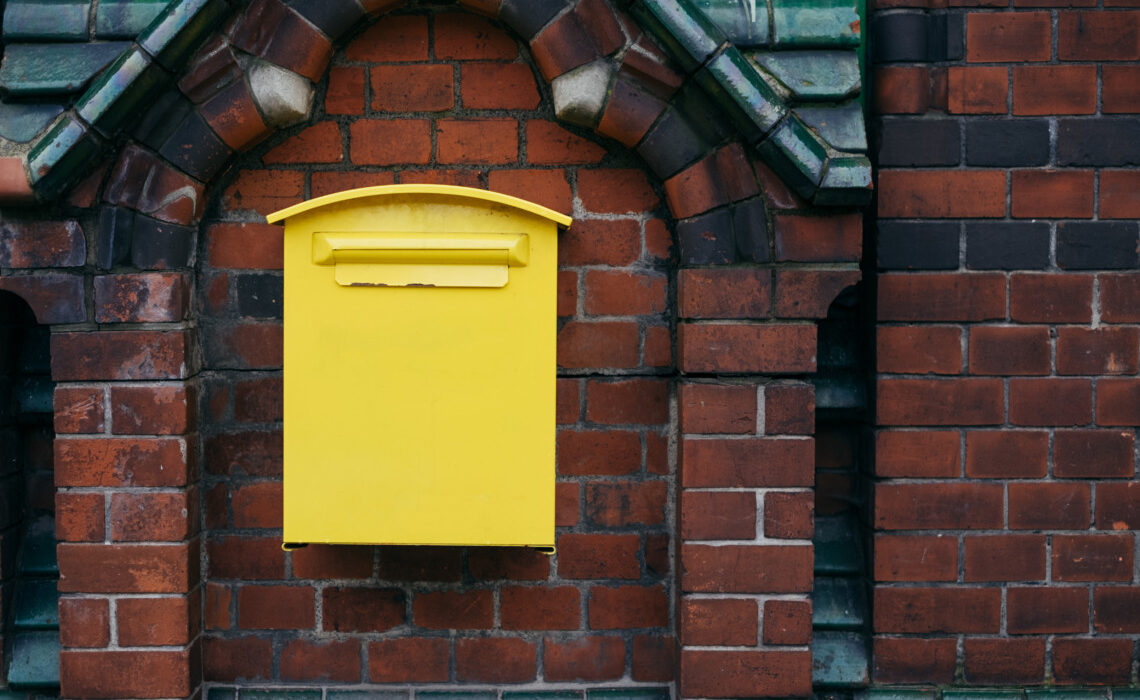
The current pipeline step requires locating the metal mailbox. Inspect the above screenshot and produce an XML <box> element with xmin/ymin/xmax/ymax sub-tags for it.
<box><xmin>266</xmin><ymin>185</ymin><xmax>570</xmax><ymax>549</ymax></box>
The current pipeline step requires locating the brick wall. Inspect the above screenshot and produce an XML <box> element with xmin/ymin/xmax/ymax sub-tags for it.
<box><xmin>871</xmin><ymin>0</ymin><xmax>1140</xmax><ymax>685</ymax></box>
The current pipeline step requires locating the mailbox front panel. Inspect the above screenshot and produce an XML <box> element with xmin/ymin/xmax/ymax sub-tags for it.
<box><xmin>273</xmin><ymin>187</ymin><xmax>566</xmax><ymax>548</ymax></box>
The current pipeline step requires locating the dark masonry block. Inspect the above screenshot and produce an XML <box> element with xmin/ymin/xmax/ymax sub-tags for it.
<box><xmin>966</xmin><ymin>221</ymin><xmax>1050</xmax><ymax>270</ymax></box>
<box><xmin>677</xmin><ymin>209</ymin><xmax>736</xmax><ymax>265</ymax></box>
<box><xmin>733</xmin><ymin>197</ymin><xmax>770</xmax><ymax>263</ymax></box>
<box><xmin>286</xmin><ymin>0</ymin><xmax>364</xmax><ymax>40</ymax></box>
<box><xmin>871</xmin><ymin>12</ymin><xmax>928</xmax><ymax>64</ymax></box>
<box><xmin>877</xmin><ymin>118</ymin><xmax>959</xmax><ymax>167</ymax></box>
<box><xmin>876</xmin><ymin>221</ymin><xmax>959</xmax><ymax>270</ymax></box>
<box><xmin>944</xmin><ymin>12</ymin><xmax>965</xmax><ymax>61</ymax></box>
<box><xmin>637</xmin><ymin>106</ymin><xmax>709</xmax><ymax>178</ymax></box>
<box><xmin>1057</xmin><ymin>222</ymin><xmax>1140</xmax><ymax>270</ymax></box>
<box><xmin>235</xmin><ymin>273</ymin><xmax>283</xmax><ymax>319</ymax></box>
<box><xmin>159</xmin><ymin>109</ymin><xmax>232</xmax><ymax>181</ymax></box>
<box><xmin>500</xmin><ymin>0</ymin><xmax>570</xmax><ymax>40</ymax></box>
<box><xmin>97</xmin><ymin>206</ymin><xmax>134</xmax><ymax>270</ymax></box>
<box><xmin>1057</xmin><ymin>118</ymin><xmax>1140</xmax><ymax>167</ymax></box>
<box><xmin>131</xmin><ymin>214</ymin><xmax>195</xmax><ymax>270</ymax></box>
<box><xmin>966</xmin><ymin>119</ymin><xmax>1049</xmax><ymax>167</ymax></box>
<box><xmin>134</xmin><ymin>89</ymin><xmax>193</xmax><ymax>152</ymax></box>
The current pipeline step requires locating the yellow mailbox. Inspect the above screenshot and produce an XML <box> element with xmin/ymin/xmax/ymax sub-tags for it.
<box><xmin>266</xmin><ymin>185</ymin><xmax>569</xmax><ymax>549</ymax></box>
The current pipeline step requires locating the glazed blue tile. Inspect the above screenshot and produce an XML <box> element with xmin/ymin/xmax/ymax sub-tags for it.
<box><xmin>772</xmin><ymin>0</ymin><xmax>860</xmax><ymax>47</ymax></box>
<box><xmin>0</xmin><ymin>103</ymin><xmax>65</xmax><ymax>143</ymax></box>
<box><xmin>816</xmin><ymin>155</ymin><xmax>873</xmax><ymax>206</ymax></box>
<box><xmin>813</xmin><ymin>513</ymin><xmax>861</xmax><ymax>575</ymax></box>
<box><xmin>326</xmin><ymin>692</ymin><xmax>409</xmax><ymax>700</ymax></box>
<box><xmin>587</xmin><ymin>690</ymin><xmax>670</xmax><ymax>700</ymax></box>
<box><xmin>238</xmin><ymin>692</ymin><xmax>322</xmax><ymax>700</ymax></box>
<box><xmin>755</xmin><ymin>50</ymin><xmax>860</xmax><ymax>100</ymax></box>
<box><xmin>77</xmin><ymin>46</ymin><xmax>168</xmax><ymax>137</ymax></box>
<box><xmin>207</xmin><ymin>689</ymin><xmax>237</xmax><ymax>700</ymax></box>
<box><xmin>1026</xmin><ymin>692</ymin><xmax>1108</xmax><ymax>700</ymax></box>
<box><xmin>15</xmin><ymin>377</ymin><xmax>53</xmax><ymax>415</ymax></box>
<box><xmin>27</xmin><ymin>115</ymin><xmax>104</xmax><ymax>198</ymax></box>
<box><xmin>814</xmin><ymin>370</ymin><xmax>867</xmax><ymax>409</ymax></box>
<box><xmin>696</xmin><ymin>47</ymin><xmax>786</xmax><ymax>145</ymax></box>
<box><xmin>864</xmin><ymin>691</ymin><xmax>936</xmax><ymax>700</ymax></box>
<box><xmin>417</xmin><ymin>693</ymin><xmax>497</xmax><ymax>700</ymax></box>
<box><xmin>944</xmin><ymin>692</ymin><xmax>1024</xmax><ymax>700</ymax></box>
<box><xmin>813</xmin><ymin>576</ymin><xmax>866</xmax><ymax>629</ymax></box>
<box><xmin>139</xmin><ymin>0</ymin><xmax>229</xmax><ymax>70</ymax></box>
<box><xmin>96</xmin><ymin>0</ymin><xmax>173</xmax><ymax>38</ymax></box>
<box><xmin>504</xmin><ymin>692</ymin><xmax>583</xmax><ymax>700</ymax></box>
<box><xmin>0</xmin><ymin>43</ymin><xmax>131</xmax><ymax>96</ymax></box>
<box><xmin>812</xmin><ymin>631</ymin><xmax>869</xmax><ymax>686</ymax></box>
<box><xmin>11</xmin><ymin>579</ymin><xmax>59</xmax><ymax>629</ymax></box>
<box><xmin>693</xmin><ymin>0</ymin><xmax>770</xmax><ymax>46</ymax></box>
<box><xmin>3</xmin><ymin>0</ymin><xmax>91</xmax><ymax>41</ymax></box>
<box><xmin>796</xmin><ymin>102</ymin><xmax>867</xmax><ymax>153</ymax></box>
<box><xmin>1113</xmin><ymin>692</ymin><xmax>1140</xmax><ymax>700</ymax></box>
<box><xmin>18</xmin><ymin>515</ymin><xmax>58</xmax><ymax>576</ymax></box>
<box><xmin>632</xmin><ymin>0</ymin><xmax>726</xmax><ymax>73</ymax></box>
<box><xmin>6</xmin><ymin>631</ymin><xmax>60</xmax><ymax>688</ymax></box>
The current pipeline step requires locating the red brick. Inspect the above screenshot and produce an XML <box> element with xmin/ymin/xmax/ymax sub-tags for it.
<box><xmin>368</xmin><ymin>638</ymin><xmax>449</xmax><ymax>682</ymax></box>
<box><xmin>1103</xmin><ymin>66</ymin><xmax>1140</xmax><ymax>112</ymax></box>
<box><xmin>645</xmin><ymin>218</ymin><xmax>671</xmax><ymax>261</ymax></box>
<box><xmin>772</xmin><ymin>213</ymin><xmax>861</xmax><ymax>262</ymax></box>
<box><xmin>116</xmin><ymin>596</ymin><xmax>191</xmax><ymax>646</ymax></box>
<box><xmin>345</xmin><ymin>15</ymin><xmax>428</xmax><ymax>61</ymax></box>
<box><xmin>1009</xmin><ymin>482</ymin><xmax>1090</xmax><ymax>529</ymax></box>
<box><xmin>557</xmin><ymin>429</ymin><xmax>640</xmax><ymax>476</ymax></box>
<box><xmin>682</xmin><ymin>437</ymin><xmax>813</xmax><ymax>487</ymax></box>
<box><xmin>680</xmin><ymin>650</ymin><xmax>811</xmax><ymax>698</ymax></box>
<box><xmin>1007</xmin><ymin>586</ymin><xmax>1088</xmax><ymax>633</ymax></box>
<box><xmin>774</xmin><ymin>268</ymin><xmax>861</xmax><ymax>319</ymax></box>
<box><xmin>206</xmin><ymin>223</ymin><xmax>283</xmax><ymax>269</ymax></box>
<box><xmin>55</xmin><ymin>492</ymin><xmax>105</xmax><ymax>542</ymax></box>
<box><xmin>455</xmin><ymin>637</ymin><xmax>536</xmax><ymax>683</ymax></box>
<box><xmin>110</xmin><ymin>385</ymin><xmax>191</xmax><ymax>435</ymax></box>
<box><xmin>59</xmin><ymin>597</ymin><xmax>110</xmax><ymax>648</ymax></box>
<box><xmin>311</xmin><ymin>170</ymin><xmax>396</xmax><ymax>197</ymax></box>
<box><xmin>763</xmin><ymin>599</ymin><xmax>811</xmax><ymax>645</ymax></box>
<box><xmin>578</xmin><ymin>168</ymin><xmax>659</xmax><ymax>214</ymax></box>
<box><xmin>969</xmin><ymin>326</ymin><xmax>1050</xmax><ymax>375</ymax></box>
<box><xmin>963</xmin><ymin>534</ymin><xmax>1046</xmax><ymax>581</ymax></box>
<box><xmin>95</xmin><ymin>273</ymin><xmax>187</xmax><ymax>323</ymax></box>
<box><xmin>1053</xmin><ymin>638</ymin><xmax>1134</xmax><ymax>684</ymax></box>
<box><xmin>280</xmin><ymin>639</ymin><xmax>359</xmax><ymax>683</ymax></box>
<box><xmin>681</xmin><ymin>598</ymin><xmax>758</xmax><ymax>645</ymax></box>
<box><xmin>204</xmin><ymin>430</ymin><xmax>282</xmax><ymax>477</ymax></box>
<box><xmin>434</xmin><ymin>13</ymin><xmax>516</xmax><ymax>59</ymax></box>
<box><xmin>947</xmin><ymin>66</ymin><xmax>1008</xmax><ymax>114</ymax></box>
<box><xmin>1099</xmin><ymin>378</ymin><xmax>1140</xmax><ymax>424</ymax></box>
<box><xmin>0</xmin><ymin>218</ymin><xmax>85</xmax><ymax>268</ymax></box>
<box><xmin>350</xmin><ymin>120</ymin><xmax>431</xmax><ymax>165</ymax></box>
<box><xmin>558</xmin><ymin>270</ymin><xmax>578</xmax><ymax>316</ymax></box>
<box><xmin>371</xmin><ymin>64</ymin><xmax>454</xmax><ymax>112</ymax></box>
<box><xmin>557</xmin><ymin>533</ymin><xmax>640</xmax><ymax>579</ymax></box>
<box><xmin>1058</xmin><ymin>327</ymin><xmax>1139</xmax><ymax>375</ymax></box>
<box><xmin>55</xmin><ymin>437</ymin><xmax>187</xmax><ymax>487</ymax></box>
<box><xmin>1094</xmin><ymin>587</ymin><xmax>1140</xmax><ymax>632</ymax></box>
<box><xmin>58</xmin><ymin>542</ymin><xmax>196</xmax><ymax>593</ymax></box>
<box><xmin>222</xmin><ymin>168</ymin><xmax>303</xmax><ymax>216</ymax></box>
<box><xmin>879</xmin><ymin>170</ymin><xmax>1006</xmax><ymax>217</ymax></box>
<box><xmin>1012</xmin><ymin>170</ymin><xmax>1095</xmax><ymax>218</ymax></box>
<box><xmin>437</xmin><ymin>118</ymin><xmax>517</xmax><ymax>164</ymax></box>
<box><xmin>60</xmin><ymin>650</ymin><xmax>193</xmax><ymax>698</ymax></box>
<box><xmin>1059</xmin><ymin>11</ymin><xmax>1140</xmax><ymax>60</ymax></box>
<box><xmin>1097</xmin><ymin>481</ymin><xmax>1140</xmax><ymax>530</ymax></box>
<box><xmin>765</xmin><ymin>384</ymin><xmax>814</xmax><ymax>435</ymax></box>
<box><xmin>644</xmin><ymin>325</ymin><xmax>671</xmax><ymax>369</ymax></box>
<box><xmin>110</xmin><ymin>491</ymin><xmax>193</xmax><ymax>542</ymax></box>
<box><xmin>205</xmin><ymin>583</ymin><xmax>230</xmax><ymax>630</ymax></box>
<box><xmin>206</xmin><ymin>535</ymin><xmax>285</xmax><ymax>579</ymax></box>
<box><xmin>238</xmin><ymin>584</ymin><xmax>314</xmax><ymax>629</ymax></box>
<box><xmin>377</xmin><ymin>546</ymin><xmax>462</xmax><ymax>582</ymax></box>
<box><xmin>263</xmin><ymin>122</ymin><xmax>342</xmax><ymax>164</ymax></box>
<box><xmin>54</xmin><ymin>386</ymin><xmax>105</xmax><ymax>434</ymax></box>
<box><xmin>556</xmin><ymin>482</ymin><xmax>580</xmax><ymax>527</ymax></box>
<box><xmin>878</xmin><ymin>325</ymin><xmax>962</xmax><ymax>374</ymax></box>
<box><xmin>678</xmin><ymin>268</ymin><xmax>771</xmax><ymax>319</ymax></box>
<box><xmin>1009</xmin><ymin>378</ymin><xmax>1093</xmax><ymax>426</ymax></box>
<box><xmin>292</xmin><ymin>544</ymin><xmax>371</xmax><ymax>579</ymax></box>
<box><xmin>501</xmin><ymin>586</ymin><xmax>580</xmax><ymax>630</ymax></box>
<box><xmin>632</xmin><ymin>634</ymin><xmax>675</xmax><ymax>683</ymax></box>
<box><xmin>52</xmin><ymin>331</ymin><xmax>189</xmax><ymax>381</ymax></box>
<box><xmin>1053</xmin><ymin>534</ymin><xmax>1134</xmax><ymax>581</ymax></box>
<box><xmin>325</xmin><ymin>65</ymin><xmax>364</xmax><ymax>115</ymax></box>
<box><xmin>414</xmin><ymin>590</ymin><xmax>493</xmax><ymax>629</ymax></box>
<box><xmin>489</xmin><ymin>169</ymin><xmax>571</xmax><ymax>214</ymax></box>
<box><xmin>873</xmin><ymin>66</ymin><xmax>932</xmax><ymax>114</ymax></box>
<box><xmin>875</xmin><ymin>482</ymin><xmax>1004</xmax><ymax>529</ymax></box>
<box><xmin>1013</xmin><ymin>65</ymin><xmax>1097</xmax><ymax>115</ymax></box>
<box><xmin>397</xmin><ymin>169</ymin><xmax>482</xmax><ymax>187</ymax></box>
<box><xmin>875</xmin><ymin>430</ymin><xmax>961</xmax><ymax>478</ymax></box>
<box><xmin>872</xmin><ymin>637</ymin><xmax>957</xmax><ymax>684</ymax></box>
<box><xmin>557</xmin><ymin>321</ymin><xmax>640</xmax><ymax>369</ymax></box>
<box><xmin>964</xmin><ymin>638</ymin><xmax>1046</xmax><ymax>685</ymax></box>
<box><xmin>874</xmin><ymin>587</ymin><xmax>1001</xmax><ymax>633</ymax></box>
<box><xmin>233</xmin><ymin>376</ymin><xmax>281</xmax><ymax>423</ymax></box>
<box><xmin>681</xmin><ymin>544</ymin><xmax>812</xmax><ymax>593</ymax></box>
<box><xmin>544</xmin><ymin>636</ymin><xmax>625</xmax><ymax>681</ymax></box>
<box><xmin>764</xmin><ymin>491</ymin><xmax>813</xmax><ymax>539</ymax></box>
<box><xmin>1055</xmin><ymin>429</ymin><xmax>1134</xmax><ymax>476</ymax></box>
<box><xmin>588</xmin><ymin>585</ymin><xmax>668</xmax><ymax>629</ymax></box>
<box><xmin>878</xmin><ymin>274</ymin><xmax>1005</xmax><ymax>321</ymax></box>
<box><xmin>877</xmin><ymin>378</ymin><xmax>1004</xmax><ymax>426</ymax></box>
<box><xmin>679</xmin><ymin>323</ymin><xmax>815</xmax><ymax>374</ymax></box>
<box><xmin>584</xmin><ymin>270</ymin><xmax>667</xmax><ymax>316</ymax></box>
<box><xmin>585</xmin><ymin>378</ymin><xmax>668</xmax><ymax>425</ymax></box>
<box><xmin>202</xmin><ymin>636</ymin><xmax>272</xmax><ymax>682</ymax></box>
<box><xmin>967</xmin><ymin>12</ymin><xmax>1052</xmax><ymax>61</ymax></box>
<box><xmin>322</xmin><ymin>587</ymin><xmax>404</xmax><ymax>632</ymax></box>
<box><xmin>559</xmin><ymin>218</ymin><xmax>641</xmax><ymax>265</ymax></box>
<box><xmin>965</xmin><ymin>430</ymin><xmax>1048</xmax><ymax>478</ymax></box>
<box><xmin>526</xmin><ymin>119</ymin><xmax>607</xmax><ymax>165</ymax></box>
<box><xmin>1010</xmin><ymin>273</ymin><xmax>1093</xmax><ymax>323</ymax></box>
<box><xmin>584</xmin><ymin>481</ymin><xmax>666</xmax><ymax>527</ymax></box>
<box><xmin>1100</xmin><ymin>170</ymin><xmax>1140</xmax><ymax>218</ymax></box>
<box><xmin>681</xmin><ymin>491</ymin><xmax>756</xmax><ymax>540</ymax></box>
<box><xmin>207</xmin><ymin>322</ymin><xmax>282</xmax><ymax>369</ymax></box>
<box><xmin>875</xmin><ymin>534</ymin><xmax>958</xmax><ymax>582</ymax></box>
<box><xmin>462</xmin><ymin>62</ymin><xmax>539</xmax><ymax>109</ymax></box>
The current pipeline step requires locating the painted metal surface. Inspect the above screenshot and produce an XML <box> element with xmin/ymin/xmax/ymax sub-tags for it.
<box><xmin>267</xmin><ymin>185</ymin><xmax>568</xmax><ymax>549</ymax></box>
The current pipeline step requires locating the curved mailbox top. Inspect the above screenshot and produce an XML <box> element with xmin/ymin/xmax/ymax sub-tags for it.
<box><xmin>265</xmin><ymin>183</ymin><xmax>573</xmax><ymax>228</ymax></box>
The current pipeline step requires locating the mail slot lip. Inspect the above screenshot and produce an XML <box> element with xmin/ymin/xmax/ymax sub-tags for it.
<box><xmin>312</xmin><ymin>232</ymin><xmax>530</xmax><ymax>267</ymax></box>
<box><xmin>266</xmin><ymin>183</ymin><xmax>572</xmax><ymax>228</ymax></box>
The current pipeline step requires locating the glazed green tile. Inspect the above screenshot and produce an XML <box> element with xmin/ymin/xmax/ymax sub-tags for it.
<box><xmin>586</xmin><ymin>690</ymin><xmax>670</xmax><ymax>700</ymax></box>
<box><xmin>756</xmin><ymin>114</ymin><xmax>828</xmax><ymax>200</ymax></box>
<box><xmin>0</xmin><ymin>43</ymin><xmax>131</xmax><ymax>96</ymax></box>
<box><xmin>693</xmin><ymin>0</ymin><xmax>770</xmax><ymax>46</ymax></box>
<box><xmin>238</xmin><ymin>692</ymin><xmax>322</xmax><ymax>700</ymax></box>
<box><xmin>796</xmin><ymin>102</ymin><xmax>866</xmax><ymax>153</ymax></box>
<box><xmin>812</xmin><ymin>631</ymin><xmax>868</xmax><ymax>687</ymax></box>
<box><xmin>696</xmin><ymin>47</ymin><xmax>785</xmax><ymax>145</ymax></box>
<box><xmin>77</xmin><ymin>46</ymin><xmax>168</xmax><ymax>137</ymax></box>
<box><xmin>814</xmin><ymin>369</ymin><xmax>866</xmax><ymax>409</ymax></box>
<box><xmin>813</xmin><ymin>576</ymin><xmax>866</xmax><ymax>629</ymax></box>
<box><xmin>18</xmin><ymin>515</ymin><xmax>58</xmax><ymax>576</ymax></box>
<box><xmin>813</xmin><ymin>513</ymin><xmax>861</xmax><ymax>575</ymax></box>
<box><xmin>754</xmin><ymin>50</ymin><xmax>860</xmax><ymax>100</ymax></box>
<box><xmin>6</xmin><ymin>631</ymin><xmax>60</xmax><ymax>688</ymax></box>
<box><xmin>139</xmin><ymin>0</ymin><xmax>229</xmax><ymax>70</ymax></box>
<box><xmin>207</xmin><ymin>690</ymin><xmax>237</xmax><ymax>700</ymax></box>
<box><xmin>327</xmin><ymin>692</ymin><xmax>409</xmax><ymax>700</ymax></box>
<box><xmin>864</xmin><ymin>690</ymin><xmax>936</xmax><ymax>700</ymax></box>
<box><xmin>0</xmin><ymin>103</ymin><xmax>65</xmax><ymax>144</ymax></box>
<box><xmin>1027</xmin><ymin>692</ymin><xmax>1108</xmax><ymax>700</ymax></box>
<box><xmin>632</xmin><ymin>0</ymin><xmax>726</xmax><ymax>73</ymax></box>
<box><xmin>505</xmin><ymin>693</ymin><xmax>583</xmax><ymax>700</ymax></box>
<box><xmin>27</xmin><ymin>115</ymin><xmax>104</xmax><ymax>198</ymax></box>
<box><xmin>772</xmin><ymin>0</ymin><xmax>860</xmax><ymax>47</ymax></box>
<box><xmin>3</xmin><ymin>0</ymin><xmax>91</xmax><ymax>41</ymax></box>
<box><xmin>11</xmin><ymin>579</ymin><xmax>59</xmax><ymax>630</ymax></box>
<box><xmin>96</xmin><ymin>0</ymin><xmax>173</xmax><ymax>38</ymax></box>
<box><xmin>15</xmin><ymin>376</ymin><xmax>53</xmax><ymax>414</ymax></box>
<box><xmin>815</xmin><ymin>155</ymin><xmax>873</xmax><ymax>206</ymax></box>
<box><xmin>1112</xmin><ymin>692</ymin><xmax>1140</xmax><ymax>700</ymax></box>
<box><xmin>417</xmin><ymin>693</ymin><xmax>497</xmax><ymax>700</ymax></box>
<box><xmin>943</xmin><ymin>692</ymin><xmax>1024</xmax><ymax>700</ymax></box>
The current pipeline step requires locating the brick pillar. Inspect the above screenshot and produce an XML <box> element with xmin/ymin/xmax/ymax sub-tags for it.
<box><xmin>53</xmin><ymin>273</ymin><xmax>200</xmax><ymax>699</ymax></box>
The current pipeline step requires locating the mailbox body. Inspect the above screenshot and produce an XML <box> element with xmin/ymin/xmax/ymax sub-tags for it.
<box><xmin>267</xmin><ymin>185</ymin><xmax>568</xmax><ymax>548</ymax></box>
